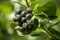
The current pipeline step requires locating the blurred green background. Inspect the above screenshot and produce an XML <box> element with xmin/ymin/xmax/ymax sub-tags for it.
<box><xmin>0</xmin><ymin>0</ymin><xmax>60</xmax><ymax>40</ymax></box>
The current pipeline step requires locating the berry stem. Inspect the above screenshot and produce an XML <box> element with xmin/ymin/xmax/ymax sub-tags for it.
<box><xmin>25</xmin><ymin>0</ymin><xmax>30</xmax><ymax>7</ymax></box>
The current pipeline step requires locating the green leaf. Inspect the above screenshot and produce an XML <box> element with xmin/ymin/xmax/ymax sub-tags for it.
<box><xmin>30</xmin><ymin>0</ymin><xmax>50</xmax><ymax>14</ymax></box>
<box><xmin>43</xmin><ymin>2</ymin><xmax>56</xmax><ymax>16</ymax></box>
<box><xmin>31</xmin><ymin>28</ymin><xmax>50</xmax><ymax>40</ymax></box>
<box><xmin>49</xmin><ymin>29</ymin><xmax>60</xmax><ymax>39</ymax></box>
<box><xmin>31</xmin><ymin>28</ymin><xmax>44</xmax><ymax>36</ymax></box>
<box><xmin>35</xmin><ymin>12</ymin><xmax>48</xmax><ymax>19</ymax></box>
<box><xmin>30</xmin><ymin>0</ymin><xmax>50</xmax><ymax>8</ymax></box>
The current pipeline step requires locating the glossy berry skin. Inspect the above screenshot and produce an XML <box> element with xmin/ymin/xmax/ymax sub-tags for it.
<box><xmin>13</xmin><ymin>17</ymin><xmax>18</xmax><ymax>22</ymax></box>
<box><xmin>22</xmin><ymin>23</ymin><xmax>28</xmax><ymax>28</ymax></box>
<box><xmin>20</xmin><ymin>11</ymin><xmax>27</xmax><ymax>17</ymax></box>
<box><xmin>26</xmin><ymin>19</ymin><xmax>38</xmax><ymax>34</ymax></box>
<box><xmin>13</xmin><ymin>9</ymin><xmax>22</xmax><ymax>22</ymax></box>
<box><xmin>21</xmin><ymin>17</ymin><xmax>27</xmax><ymax>23</ymax></box>
<box><xmin>15</xmin><ymin>9</ymin><xmax>22</xmax><ymax>15</ymax></box>
<box><xmin>26</xmin><ymin>20</ymin><xmax>37</xmax><ymax>31</ymax></box>
<box><xmin>26</xmin><ymin>7</ymin><xmax>33</xmax><ymax>13</ymax></box>
<box><xmin>13</xmin><ymin>15</ymin><xmax>20</xmax><ymax>22</ymax></box>
<box><xmin>25</xmin><ymin>14</ymin><xmax>32</xmax><ymax>19</ymax></box>
<box><xmin>18</xmin><ymin>21</ymin><xmax>23</xmax><ymax>26</ymax></box>
<box><xmin>13</xmin><ymin>7</ymin><xmax>38</xmax><ymax>35</ymax></box>
<box><xmin>18</xmin><ymin>20</ymin><xmax>30</xmax><ymax>34</ymax></box>
<box><xmin>18</xmin><ymin>19</ymin><xmax>38</xmax><ymax>34</ymax></box>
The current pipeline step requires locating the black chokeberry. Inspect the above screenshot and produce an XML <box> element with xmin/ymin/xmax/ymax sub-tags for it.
<box><xmin>26</xmin><ymin>7</ymin><xmax>33</xmax><ymax>13</ymax></box>
<box><xmin>13</xmin><ymin>15</ymin><xmax>20</xmax><ymax>22</ymax></box>
<box><xmin>18</xmin><ymin>27</ymin><xmax>25</xmax><ymax>34</ymax></box>
<box><xmin>25</xmin><ymin>14</ymin><xmax>32</xmax><ymax>19</ymax></box>
<box><xmin>21</xmin><ymin>17</ymin><xmax>26</xmax><ymax>22</ymax></box>
<box><xmin>18</xmin><ymin>21</ymin><xmax>23</xmax><ymax>26</ymax></box>
<box><xmin>15</xmin><ymin>9</ymin><xmax>22</xmax><ymax>15</ymax></box>
<box><xmin>13</xmin><ymin>17</ymin><xmax>18</xmax><ymax>22</ymax></box>
<box><xmin>22</xmin><ymin>23</ymin><xmax>28</xmax><ymax>28</ymax></box>
<box><xmin>20</xmin><ymin>11</ymin><xmax>27</xmax><ymax>17</ymax></box>
<box><xmin>13</xmin><ymin>7</ymin><xmax>38</xmax><ymax>35</ymax></box>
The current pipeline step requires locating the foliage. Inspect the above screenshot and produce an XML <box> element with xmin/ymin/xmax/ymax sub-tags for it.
<box><xmin>0</xmin><ymin>0</ymin><xmax>60</xmax><ymax>40</ymax></box>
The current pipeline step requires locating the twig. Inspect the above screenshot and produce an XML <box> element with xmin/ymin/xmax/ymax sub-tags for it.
<box><xmin>40</xmin><ymin>20</ymin><xmax>60</xmax><ymax>39</ymax></box>
<box><xmin>44</xmin><ymin>25</ymin><xmax>59</xmax><ymax>40</ymax></box>
<box><xmin>48</xmin><ymin>21</ymin><xmax>60</xmax><ymax>29</ymax></box>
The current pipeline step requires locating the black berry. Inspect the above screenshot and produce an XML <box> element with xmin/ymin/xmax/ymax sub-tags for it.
<box><xmin>13</xmin><ymin>15</ymin><xmax>20</xmax><ymax>22</ymax></box>
<box><xmin>25</xmin><ymin>14</ymin><xmax>32</xmax><ymax>19</ymax></box>
<box><xmin>15</xmin><ymin>9</ymin><xmax>22</xmax><ymax>15</ymax></box>
<box><xmin>20</xmin><ymin>11</ymin><xmax>27</xmax><ymax>17</ymax></box>
<box><xmin>13</xmin><ymin>17</ymin><xmax>18</xmax><ymax>22</ymax></box>
<box><xmin>21</xmin><ymin>17</ymin><xmax>26</xmax><ymax>22</ymax></box>
<box><xmin>22</xmin><ymin>23</ymin><xmax>28</xmax><ymax>28</ymax></box>
<box><xmin>26</xmin><ymin>7</ymin><xmax>33</xmax><ymax>13</ymax></box>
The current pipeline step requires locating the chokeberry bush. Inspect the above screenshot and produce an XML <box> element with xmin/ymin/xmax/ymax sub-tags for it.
<box><xmin>12</xmin><ymin>0</ymin><xmax>60</xmax><ymax>40</ymax></box>
<box><xmin>0</xmin><ymin>0</ymin><xmax>60</xmax><ymax>40</ymax></box>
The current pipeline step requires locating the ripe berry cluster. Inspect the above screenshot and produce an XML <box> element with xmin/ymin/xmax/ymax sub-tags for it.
<box><xmin>13</xmin><ymin>7</ymin><xmax>38</xmax><ymax>34</ymax></box>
